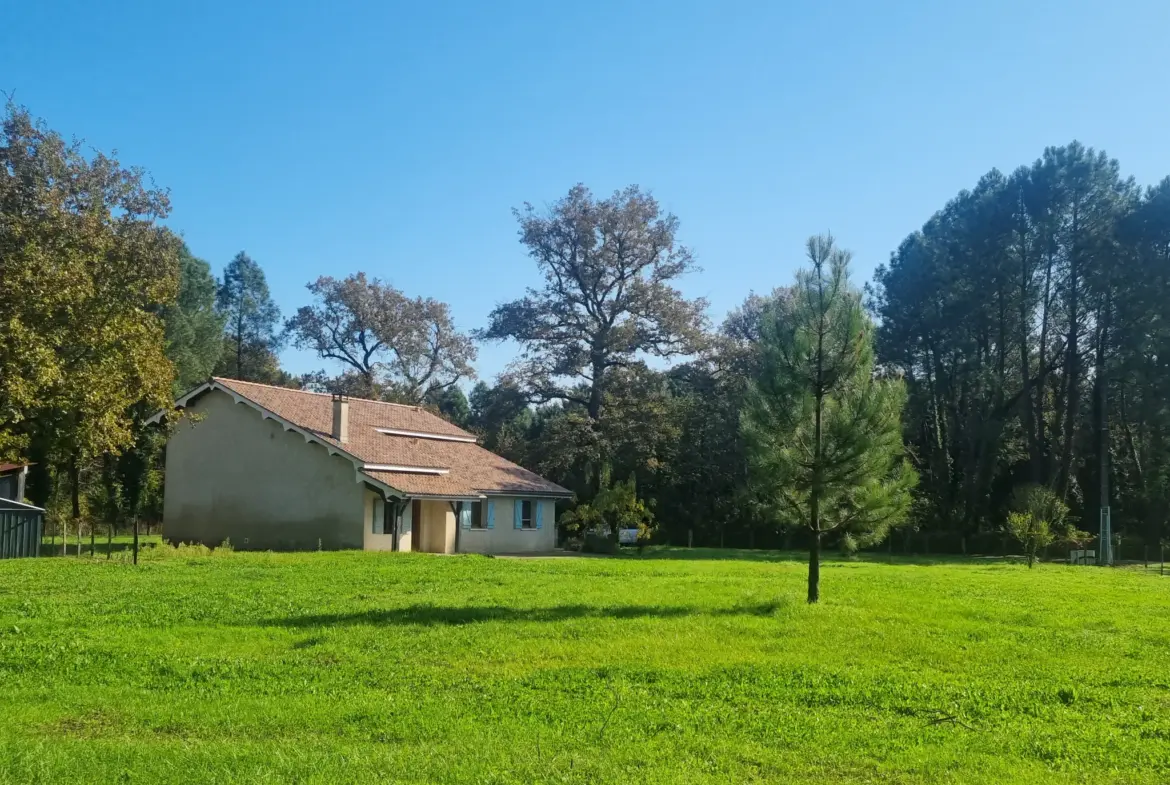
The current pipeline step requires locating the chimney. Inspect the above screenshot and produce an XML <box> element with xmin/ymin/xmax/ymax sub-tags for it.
<box><xmin>332</xmin><ymin>393</ymin><xmax>349</xmax><ymax>443</ymax></box>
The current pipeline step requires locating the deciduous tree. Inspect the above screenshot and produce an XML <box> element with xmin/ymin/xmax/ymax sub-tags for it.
<box><xmin>286</xmin><ymin>273</ymin><xmax>475</xmax><ymax>403</ymax></box>
<box><xmin>0</xmin><ymin>102</ymin><xmax>180</xmax><ymax>550</ymax></box>
<box><xmin>482</xmin><ymin>184</ymin><xmax>707</xmax><ymax>422</ymax></box>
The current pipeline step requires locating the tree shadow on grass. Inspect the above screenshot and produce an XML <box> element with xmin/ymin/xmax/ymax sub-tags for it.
<box><xmin>263</xmin><ymin>599</ymin><xmax>789</xmax><ymax>629</ymax></box>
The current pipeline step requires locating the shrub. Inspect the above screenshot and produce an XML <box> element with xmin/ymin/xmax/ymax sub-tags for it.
<box><xmin>582</xmin><ymin>532</ymin><xmax>619</xmax><ymax>555</ymax></box>
<box><xmin>1006</xmin><ymin>485</ymin><xmax>1068</xmax><ymax>568</ymax></box>
<box><xmin>560</xmin><ymin>474</ymin><xmax>656</xmax><ymax>548</ymax></box>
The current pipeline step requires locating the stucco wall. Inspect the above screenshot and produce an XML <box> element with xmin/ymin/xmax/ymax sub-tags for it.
<box><xmin>163</xmin><ymin>389</ymin><xmax>366</xmax><ymax>550</ymax></box>
<box><xmin>457</xmin><ymin>497</ymin><xmax>556</xmax><ymax>554</ymax></box>
<box><xmin>362</xmin><ymin>490</ymin><xmax>412</xmax><ymax>552</ymax></box>
<box><xmin>415</xmin><ymin>499</ymin><xmax>456</xmax><ymax>554</ymax></box>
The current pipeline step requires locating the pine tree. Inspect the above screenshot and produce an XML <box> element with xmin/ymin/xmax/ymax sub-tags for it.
<box><xmin>215</xmin><ymin>252</ymin><xmax>283</xmax><ymax>383</ymax></box>
<box><xmin>743</xmin><ymin>235</ymin><xmax>917</xmax><ymax>603</ymax></box>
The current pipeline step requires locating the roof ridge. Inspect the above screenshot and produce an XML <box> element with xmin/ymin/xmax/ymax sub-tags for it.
<box><xmin>212</xmin><ymin>376</ymin><xmax>427</xmax><ymax>412</ymax></box>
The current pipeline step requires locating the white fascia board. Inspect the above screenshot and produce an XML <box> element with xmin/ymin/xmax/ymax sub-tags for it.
<box><xmin>362</xmin><ymin>464</ymin><xmax>450</xmax><ymax>475</ymax></box>
<box><xmin>374</xmin><ymin>428</ymin><xmax>478</xmax><ymax>443</ymax></box>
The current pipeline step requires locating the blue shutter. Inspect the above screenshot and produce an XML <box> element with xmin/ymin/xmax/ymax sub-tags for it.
<box><xmin>513</xmin><ymin>500</ymin><xmax>522</xmax><ymax>529</ymax></box>
<box><xmin>535</xmin><ymin>500</ymin><xmax>544</xmax><ymax>529</ymax></box>
<box><xmin>459</xmin><ymin>503</ymin><xmax>471</xmax><ymax>530</ymax></box>
<box><xmin>486</xmin><ymin>500</ymin><xmax>495</xmax><ymax>529</ymax></box>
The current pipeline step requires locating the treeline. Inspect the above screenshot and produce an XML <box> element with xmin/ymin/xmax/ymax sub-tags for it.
<box><xmin>3</xmin><ymin>102</ymin><xmax>1168</xmax><ymax>556</ymax></box>
<box><xmin>872</xmin><ymin>143</ymin><xmax>1170</xmax><ymax>547</ymax></box>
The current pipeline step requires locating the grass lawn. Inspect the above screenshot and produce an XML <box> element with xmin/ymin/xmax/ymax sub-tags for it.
<box><xmin>0</xmin><ymin>547</ymin><xmax>1167</xmax><ymax>784</ymax></box>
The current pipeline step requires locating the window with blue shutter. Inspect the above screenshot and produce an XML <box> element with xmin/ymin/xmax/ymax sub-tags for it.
<box><xmin>513</xmin><ymin>499</ymin><xmax>523</xmax><ymax>529</ymax></box>
<box><xmin>535</xmin><ymin>500</ymin><xmax>543</xmax><ymax>529</ymax></box>
<box><xmin>486</xmin><ymin>500</ymin><xmax>495</xmax><ymax>529</ymax></box>
<box><xmin>372</xmin><ymin>497</ymin><xmax>385</xmax><ymax>534</ymax></box>
<box><xmin>459</xmin><ymin>502</ymin><xmax>472</xmax><ymax>530</ymax></box>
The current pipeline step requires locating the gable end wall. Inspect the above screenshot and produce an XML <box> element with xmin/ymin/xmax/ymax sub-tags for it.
<box><xmin>162</xmin><ymin>389</ymin><xmax>365</xmax><ymax>550</ymax></box>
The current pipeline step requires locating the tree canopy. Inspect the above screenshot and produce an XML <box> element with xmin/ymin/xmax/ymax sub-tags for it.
<box><xmin>0</xmin><ymin>101</ymin><xmax>179</xmax><ymax>464</ymax></box>
<box><xmin>286</xmin><ymin>273</ymin><xmax>476</xmax><ymax>403</ymax></box>
<box><xmin>743</xmin><ymin>236</ymin><xmax>916</xmax><ymax>601</ymax></box>
<box><xmin>482</xmin><ymin>184</ymin><xmax>708</xmax><ymax>420</ymax></box>
<box><xmin>215</xmin><ymin>251</ymin><xmax>283</xmax><ymax>384</ymax></box>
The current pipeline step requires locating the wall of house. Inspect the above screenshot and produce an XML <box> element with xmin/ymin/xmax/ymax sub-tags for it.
<box><xmin>362</xmin><ymin>490</ymin><xmax>413</xmax><ymax>552</ymax></box>
<box><xmin>163</xmin><ymin>389</ymin><xmax>366</xmax><ymax>550</ymax></box>
<box><xmin>456</xmin><ymin>497</ymin><xmax>556</xmax><ymax>554</ymax></box>
<box><xmin>415</xmin><ymin>499</ymin><xmax>456</xmax><ymax>553</ymax></box>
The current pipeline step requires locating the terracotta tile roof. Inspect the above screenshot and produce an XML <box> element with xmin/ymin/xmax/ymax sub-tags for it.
<box><xmin>215</xmin><ymin>377</ymin><xmax>473</xmax><ymax>439</ymax></box>
<box><xmin>208</xmin><ymin>377</ymin><xmax>570</xmax><ymax>499</ymax></box>
<box><xmin>360</xmin><ymin>470</ymin><xmax>478</xmax><ymax>498</ymax></box>
<box><xmin>0</xmin><ymin>463</ymin><xmax>27</xmax><ymax>474</ymax></box>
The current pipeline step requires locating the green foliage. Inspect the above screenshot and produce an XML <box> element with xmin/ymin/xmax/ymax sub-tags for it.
<box><xmin>561</xmin><ymin>473</ymin><xmax>655</xmax><ymax>543</ymax></box>
<box><xmin>0</xmin><ymin>551</ymin><xmax>1167</xmax><ymax>782</ymax></box>
<box><xmin>581</xmin><ymin>531</ymin><xmax>619</xmax><ymax>554</ymax></box>
<box><xmin>426</xmin><ymin>386</ymin><xmax>471</xmax><ymax>428</ymax></box>
<box><xmin>1006</xmin><ymin>485</ymin><xmax>1068</xmax><ymax>567</ymax></box>
<box><xmin>743</xmin><ymin>235</ymin><xmax>917</xmax><ymax>601</ymax></box>
<box><xmin>163</xmin><ymin>243</ymin><xmax>225</xmax><ymax>395</ymax></box>
<box><xmin>480</xmin><ymin>184</ymin><xmax>708</xmax><ymax>502</ymax></box>
<box><xmin>872</xmin><ymin>144</ymin><xmax>1170</xmax><ymax>548</ymax></box>
<box><xmin>0</xmin><ymin>102</ymin><xmax>179</xmax><ymax>476</ymax></box>
<box><xmin>215</xmin><ymin>252</ymin><xmax>283</xmax><ymax>383</ymax></box>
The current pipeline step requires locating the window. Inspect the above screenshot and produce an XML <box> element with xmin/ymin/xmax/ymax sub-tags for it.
<box><xmin>521</xmin><ymin>499</ymin><xmax>534</xmax><ymax>529</ymax></box>
<box><xmin>372</xmin><ymin>497</ymin><xmax>385</xmax><ymax>534</ymax></box>
<box><xmin>470</xmin><ymin>501</ymin><xmax>484</xmax><ymax>529</ymax></box>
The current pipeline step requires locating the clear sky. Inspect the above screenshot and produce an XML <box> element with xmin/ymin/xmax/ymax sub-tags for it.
<box><xmin>4</xmin><ymin>0</ymin><xmax>1169</xmax><ymax>382</ymax></box>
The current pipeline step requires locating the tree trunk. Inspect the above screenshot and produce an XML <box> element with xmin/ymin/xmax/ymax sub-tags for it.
<box><xmin>1036</xmin><ymin>250</ymin><xmax>1055</xmax><ymax>484</ymax></box>
<box><xmin>236</xmin><ymin>310</ymin><xmax>245</xmax><ymax>381</ymax></box>
<box><xmin>1056</xmin><ymin>213</ymin><xmax>1081</xmax><ymax>500</ymax></box>
<box><xmin>133</xmin><ymin>517</ymin><xmax>139</xmax><ymax>565</ymax></box>
<box><xmin>808</xmin><ymin>531</ymin><xmax>821</xmax><ymax>604</ymax></box>
<box><xmin>1096</xmin><ymin>295</ymin><xmax>1112</xmax><ymax>565</ymax></box>
<box><xmin>107</xmin><ymin>522</ymin><xmax>114</xmax><ymax>560</ymax></box>
<box><xmin>70</xmin><ymin>456</ymin><xmax>81</xmax><ymax>558</ymax></box>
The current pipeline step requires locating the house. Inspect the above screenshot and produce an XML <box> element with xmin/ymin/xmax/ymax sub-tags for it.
<box><xmin>150</xmin><ymin>378</ymin><xmax>571</xmax><ymax>554</ymax></box>
<box><xmin>0</xmin><ymin>463</ymin><xmax>29</xmax><ymax>503</ymax></box>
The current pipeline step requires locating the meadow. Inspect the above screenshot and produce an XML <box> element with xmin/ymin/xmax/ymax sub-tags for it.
<box><xmin>0</xmin><ymin>547</ymin><xmax>1167</xmax><ymax>784</ymax></box>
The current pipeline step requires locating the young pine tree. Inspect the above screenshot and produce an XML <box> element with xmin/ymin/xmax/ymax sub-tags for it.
<box><xmin>743</xmin><ymin>235</ymin><xmax>917</xmax><ymax>603</ymax></box>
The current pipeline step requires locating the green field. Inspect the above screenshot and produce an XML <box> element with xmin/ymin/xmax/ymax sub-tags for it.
<box><xmin>0</xmin><ymin>548</ymin><xmax>1167</xmax><ymax>784</ymax></box>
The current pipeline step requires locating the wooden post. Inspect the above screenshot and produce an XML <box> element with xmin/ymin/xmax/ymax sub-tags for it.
<box><xmin>687</xmin><ymin>528</ymin><xmax>693</xmax><ymax>548</ymax></box>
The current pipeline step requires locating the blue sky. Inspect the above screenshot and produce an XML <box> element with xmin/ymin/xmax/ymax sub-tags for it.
<box><xmin>4</xmin><ymin>1</ymin><xmax>1169</xmax><ymax>383</ymax></box>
